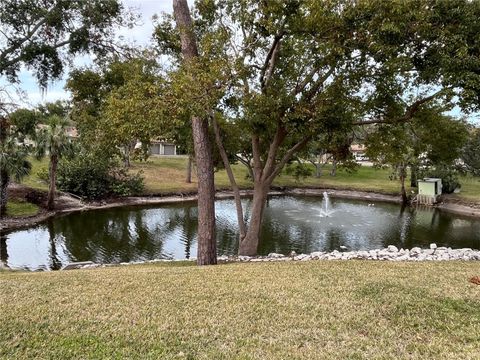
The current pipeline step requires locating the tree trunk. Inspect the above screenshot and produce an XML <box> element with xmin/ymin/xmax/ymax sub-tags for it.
<box><xmin>315</xmin><ymin>154</ymin><xmax>323</xmax><ymax>177</ymax></box>
<box><xmin>212</xmin><ymin>116</ymin><xmax>247</xmax><ymax>240</ymax></box>
<box><xmin>399</xmin><ymin>163</ymin><xmax>409</xmax><ymax>205</ymax></box>
<box><xmin>410</xmin><ymin>163</ymin><xmax>418</xmax><ymax>188</ymax></box>
<box><xmin>174</xmin><ymin>0</ymin><xmax>217</xmax><ymax>265</ymax></box>
<box><xmin>191</xmin><ymin>116</ymin><xmax>217</xmax><ymax>265</ymax></box>
<box><xmin>238</xmin><ymin>182</ymin><xmax>270</xmax><ymax>256</ymax></box>
<box><xmin>0</xmin><ymin>171</ymin><xmax>9</xmax><ymax>217</ymax></box>
<box><xmin>185</xmin><ymin>154</ymin><xmax>192</xmax><ymax>183</ymax></box>
<box><xmin>330</xmin><ymin>159</ymin><xmax>337</xmax><ymax>176</ymax></box>
<box><xmin>47</xmin><ymin>155</ymin><xmax>57</xmax><ymax>210</ymax></box>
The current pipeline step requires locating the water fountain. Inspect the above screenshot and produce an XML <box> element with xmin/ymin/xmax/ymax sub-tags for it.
<box><xmin>319</xmin><ymin>191</ymin><xmax>333</xmax><ymax>217</ymax></box>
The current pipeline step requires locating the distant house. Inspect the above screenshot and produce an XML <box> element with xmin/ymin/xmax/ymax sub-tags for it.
<box><xmin>350</xmin><ymin>144</ymin><xmax>368</xmax><ymax>161</ymax></box>
<box><xmin>150</xmin><ymin>139</ymin><xmax>177</xmax><ymax>156</ymax></box>
<box><xmin>65</xmin><ymin>126</ymin><xmax>78</xmax><ymax>139</ymax></box>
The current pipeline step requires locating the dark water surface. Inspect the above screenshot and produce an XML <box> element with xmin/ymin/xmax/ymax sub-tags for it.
<box><xmin>1</xmin><ymin>196</ymin><xmax>479</xmax><ymax>270</ymax></box>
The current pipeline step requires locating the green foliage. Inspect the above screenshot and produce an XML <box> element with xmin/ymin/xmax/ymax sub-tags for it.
<box><xmin>0</xmin><ymin>0</ymin><xmax>126</xmax><ymax>88</ymax></box>
<box><xmin>366</xmin><ymin>106</ymin><xmax>469</xmax><ymax>194</ymax></box>
<box><xmin>56</xmin><ymin>151</ymin><xmax>144</xmax><ymax>199</ymax></box>
<box><xmin>8</xmin><ymin>109</ymin><xmax>40</xmax><ymax>138</ymax></box>
<box><xmin>67</xmin><ymin>57</ymin><xmax>172</xmax><ymax>163</ymax></box>
<box><xmin>0</xmin><ymin>137</ymin><xmax>32</xmax><ymax>183</ymax></box>
<box><xmin>462</xmin><ymin>128</ymin><xmax>480</xmax><ymax>176</ymax></box>
<box><xmin>34</xmin><ymin>115</ymin><xmax>73</xmax><ymax>160</ymax></box>
<box><xmin>156</xmin><ymin>0</ymin><xmax>480</xmax><ymax>194</ymax></box>
<box><xmin>0</xmin><ymin>119</ymin><xmax>32</xmax><ymax>213</ymax></box>
<box><xmin>109</xmin><ymin>169</ymin><xmax>144</xmax><ymax>197</ymax></box>
<box><xmin>285</xmin><ymin>162</ymin><xmax>313</xmax><ymax>181</ymax></box>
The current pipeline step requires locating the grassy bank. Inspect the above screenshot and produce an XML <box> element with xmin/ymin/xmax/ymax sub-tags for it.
<box><xmin>21</xmin><ymin>156</ymin><xmax>480</xmax><ymax>203</ymax></box>
<box><xmin>4</xmin><ymin>200</ymin><xmax>39</xmax><ymax>217</ymax></box>
<box><xmin>1</xmin><ymin>261</ymin><xmax>479</xmax><ymax>359</ymax></box>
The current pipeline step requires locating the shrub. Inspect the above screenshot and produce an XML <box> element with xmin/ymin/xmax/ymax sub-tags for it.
<box><xmin>285</xmin><ymin>162</ymin><xmax>313</xmax><ymax>180</ymax></box>
<box><xmin>110</xmin><ymin>168</ymin><xmax>144</xmax><ymax>196</ymax></box>
<box><xmin>56</xmin><ymin>152</ymin><xmax>144</xmax><ymax>199</ymax></box>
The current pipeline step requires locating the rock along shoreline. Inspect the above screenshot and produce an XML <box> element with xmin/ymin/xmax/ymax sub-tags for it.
<box><xmin>65</xmin><ymin>243</ymin><xmax>479</xmax><ymax>270</ymax></box>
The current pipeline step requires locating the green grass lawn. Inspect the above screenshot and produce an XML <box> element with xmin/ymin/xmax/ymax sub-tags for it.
<box><xmin>1</xmin><ymin>261</ymin><xmax>479</xmax><ymax>359</ymax></box>
<box><xmin>23</xmin><ymin>156</ymin><xmax>480</xmax><ymax>203</ymax></box>
<box><xmin>22</xmin><ymin>157</ymin><xmax>49</xmax><ymax>191</ymax></box>
<box><xmin>5</xmin><ymin>200</ymin><xmax>39</xmax><ymax>217</ymax></box>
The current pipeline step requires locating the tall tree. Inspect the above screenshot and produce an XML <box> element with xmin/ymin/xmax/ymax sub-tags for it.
<box><xmin>35</xmin><ymin>115</ymin><xmax>72</xmax><ymax>210</ymax></box>
<box><xmin>8</xmin><ymin>108</ymin><xmax>41</xmax><ymax>139</ymax></box>
<box><xmin>102</xmin><ymin>60</ymin><xmax>169</xmax><ymax>167</ymax></box>
<box><xmin>0</xmin><ymin>117</ymin><xmax>31</xmax><ymax>216</ymax></box>
<box><xmin>365</xmin><ymin>108</ymin><xmax>469</xmax><ymax>202</ymax></box>
<box><xmin>158</xmin><ymin>0</ymin><xmax>480</xmax><ymax>256</ymax></box>
<box><xmin>172</xmin><ymin>0</ymin><xmax>217</xmax><ymax>265</ymax></box>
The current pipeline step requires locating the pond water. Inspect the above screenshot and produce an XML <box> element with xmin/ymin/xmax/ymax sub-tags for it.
<box><xmin>1</xmin><ymin>195</ymin><xmax>480</xmax><ymax>270</ymax></box>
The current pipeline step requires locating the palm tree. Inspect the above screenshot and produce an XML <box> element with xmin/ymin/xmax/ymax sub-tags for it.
<box><xmin>0</xmin><ymin>118</ymin><xmax>32</xmax><ymax>216</ymax></box>
<box><xmin>35</xmin><ymin>116</ymin><xmax>72</xmax><ymax>210</ymax></box>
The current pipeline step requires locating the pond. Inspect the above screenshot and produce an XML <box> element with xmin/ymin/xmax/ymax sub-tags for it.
<box><xmin>1</xmin><ymin>195</ymin><xmax>480</xmax><ymax>270</ymax></box>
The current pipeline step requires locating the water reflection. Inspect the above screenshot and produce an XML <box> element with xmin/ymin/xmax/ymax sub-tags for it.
<box><xmin>2</xmin><ymin>196</ymin><xmax>480</xmax><ymax>270</ymax></box>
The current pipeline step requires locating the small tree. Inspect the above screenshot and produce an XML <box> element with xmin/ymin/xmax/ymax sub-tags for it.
<box><xmin>35</xmin><ymin>116</ymin><xmax>72</xmax><ymax>210</ymax></box>
<box><xmin>0</xmin><ymin>118</ymin><xmax>31</xmax><ymax>216</ymax></box>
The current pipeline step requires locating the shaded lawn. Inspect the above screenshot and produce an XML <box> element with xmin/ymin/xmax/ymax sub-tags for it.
<box><xmin>0</xmin><ymin>261</ymin><xmax>479</xmax><ymax>359</ymax></box>
<box><xmin>4</xmin><ymin>200</ymin><xmax>39</xmax><ymax>217</ymax></box>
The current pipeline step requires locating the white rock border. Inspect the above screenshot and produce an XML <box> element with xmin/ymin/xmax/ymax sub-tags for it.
<box><xmin>63</xmin><ymin>243</ymin><xmax>480</xmax><ymax>270</ymax></box>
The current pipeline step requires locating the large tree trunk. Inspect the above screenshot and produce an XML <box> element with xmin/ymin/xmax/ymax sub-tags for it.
<box><xmin>0</xmin><ymin>171</ymin><xmax>9</xmax><ymax>217</ymax></box>
<box><xmin>238</xmin><ymin>182</ymin><xmax>270</xmax><ymax>256</ymax></box>
<box><xmin>185</xmin><ymin>154</ymin><xmax>192</xmax><ymax>183</ymax></box>
<box><xmin>174</xmin><ymin>0</ymin><xmax>216</xmax><ymax>265</ymax></box>
<box><xmin>191</xmin><ymin>116</ymin><xmax>216</xmax><ymax>264</ymax></box>
<box><xmin>47</xmin><ymin>155</ymin><xmax>57</xmax><ymax>211</ymax></box>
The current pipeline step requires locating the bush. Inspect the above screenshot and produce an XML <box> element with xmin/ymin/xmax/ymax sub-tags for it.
<box><xmin>110</xmin><ymin>168</ymin><xmax>144</xmax><ymax>196</ymax></box>
<box><xmin>56</xmin><ymin>153</ymin><xmax>144</xmax><ymax>199</ymax></box>
<box><xmin>285</xmin><ymin>162</ymin><xmax>313</xmax><ymax>180</ymax></box>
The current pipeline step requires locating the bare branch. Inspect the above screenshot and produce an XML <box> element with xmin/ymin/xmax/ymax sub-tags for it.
<box><xmin>259</xmin><ymin>24</ymin><xmax>286</xmax><ymax>91</ymax></box>
<box><xmin>211</xmin><ymin>114</ymin><xmax>247</xmax><ymax>238</ymax></box>
<box><xmin>293</xmin><ymin>63</ymin><xmax>332</xmax><ymax>96</ymax></box>
<box><xmin>261</xmin><ymin>123</ymin><xmax>287</xmax><ymax>181</ymax></box>
<box><xmin>301</xmin><ymin>66</ymin><xmax>335</xmax><ymax>101</ymax></box>
<box><xmin>266</xmin><ymin>135</ymin><xmax>313</xmax><ymax>184</ymax></box>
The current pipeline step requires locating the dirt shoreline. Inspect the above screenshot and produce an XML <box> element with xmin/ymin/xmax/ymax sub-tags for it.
<box><xmin>1</xmin><ymin>187</ymin><xmax>479</xmax><ymax>233</ymax></box>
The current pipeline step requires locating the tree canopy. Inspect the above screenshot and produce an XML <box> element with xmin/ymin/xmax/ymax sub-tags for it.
<box><xmin>155</xmin><ymin>0</ymin><xmax>480</xmax><ymax>255</ymax></box>
<box><xmin>0</xmin><ymin>0</ymin><xmax>127</xmax><ymax>88</ymax></box>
